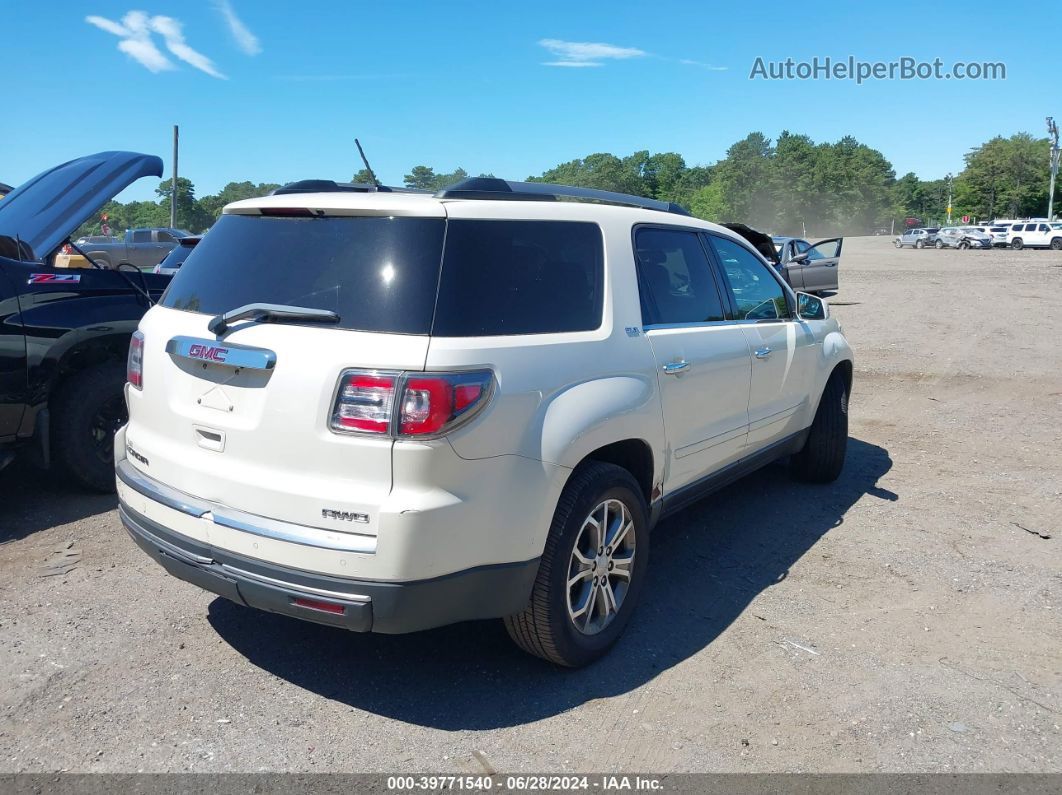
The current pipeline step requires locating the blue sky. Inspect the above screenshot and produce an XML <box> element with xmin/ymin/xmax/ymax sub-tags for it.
<box><xmin>4</xmin><ymin>0</ymin><xmax>1059</xmax><ymax>201</ymax></box>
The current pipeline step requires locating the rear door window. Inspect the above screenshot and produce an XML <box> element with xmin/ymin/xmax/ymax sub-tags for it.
<box><xmin>131</xmin><ymin>230</ymin><xmax>151</xmax><ymax>243</ymax></box>
<box><xmin>633</xmin><ymin>227</ymin><xmax>726</xmax><ymax>325</ymax></box>
<box><xmin>432</xmin><ymin>220</ymin><xmax>603</xmax><ymax>336</ymax></box>
<box><xmin>161</xmin><ymin>214</ymin><xmax>446</xmax><ymax>334</ymax></box>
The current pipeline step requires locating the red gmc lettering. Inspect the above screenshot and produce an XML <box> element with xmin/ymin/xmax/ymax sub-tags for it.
<box><xmin>188</xmin><ymin>344</ymin><xmax>229</xmax><ymax>362</ymax></box>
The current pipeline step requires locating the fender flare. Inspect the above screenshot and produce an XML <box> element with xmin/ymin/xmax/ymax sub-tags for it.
<box><xmin>536</xmin><ymin>374</ymin><xmax>662</xmax><ymax>480</ymax></box>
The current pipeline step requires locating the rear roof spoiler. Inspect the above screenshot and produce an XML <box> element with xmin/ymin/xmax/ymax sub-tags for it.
<box><xmin>271</xmin><ymin>180</ymin><xmax>431</xmax><ymax>196</ymax></box>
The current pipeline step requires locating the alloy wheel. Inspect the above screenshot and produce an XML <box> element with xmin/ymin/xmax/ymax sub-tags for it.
<box><xmin>566</xmin><ymin>498</ymin><xmax>636</xmax><ymax>635</ymax></box>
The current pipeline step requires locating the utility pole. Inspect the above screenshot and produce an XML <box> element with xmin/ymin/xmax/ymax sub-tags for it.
<box><xmin>170</xmin><ymin>125</ymin><xmax>179</xmax><ymax>229</ymax></box>
<box><xmin>945</xmin><ymin>173</ymin><xmax>953</xmax><ymax>225</ymax></box>
<box><xmin>1048</xmin><ymin>117</ymin><xmax>1060</xmax><ymax>221</ymax></box>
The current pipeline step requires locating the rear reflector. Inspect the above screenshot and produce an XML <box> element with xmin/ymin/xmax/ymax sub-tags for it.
<box><xmin>330</xmin><ymin>369</ymin><xmax>493</xmax><ymax>438</ymax></box>
<box><xmin>292</xmin><ymin>597</ymin><xmax>346</xmax><ymax>615</ymax></box>
<box><xmin>127</xmin><ymin>330</ymin><xmax>144</xmax><ymax>390</ymax></box>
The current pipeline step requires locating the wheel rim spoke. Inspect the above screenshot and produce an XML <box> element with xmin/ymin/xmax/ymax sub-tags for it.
<box><xmin>611</xmin><ymin>553</ymin><xmax>634</xmax><ymax>580</ymax></box>
<box><xmin>568</xmin><ymin>569</ymin><xmax>593</xmax><ymax>589</ymax></box>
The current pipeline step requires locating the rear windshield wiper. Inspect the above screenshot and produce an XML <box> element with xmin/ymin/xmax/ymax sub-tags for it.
<box><xmin>208</xmin><ymin>303</ymin><xmax>340</xmax><ymax>335</ymax></box>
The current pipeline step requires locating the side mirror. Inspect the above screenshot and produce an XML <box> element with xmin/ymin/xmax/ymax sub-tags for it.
<box><xmin>796</xmin><ymin>291</ymin><xmax>828</xmax><ymax>320</ymax></box>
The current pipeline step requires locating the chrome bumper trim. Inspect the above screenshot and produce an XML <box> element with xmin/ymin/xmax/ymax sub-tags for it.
<box><xmin>116</xmin><ymin>458</ymin><xmax>209</xmax><ymax>517</ymax></box>
<box><xmin>116</xmin><ymin>459</ymin><xmax>378</xmax><ymax>554</ymax></box>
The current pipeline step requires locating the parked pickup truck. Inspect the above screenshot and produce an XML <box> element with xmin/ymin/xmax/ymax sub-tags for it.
<box><xmin>75</xmin><ymin>226</ymin><xmax>191</xmax><ymax>270</ymax></box>
<box><xmin>0</xmin><ymin>151</ymin><xmax>172</xmax><ymax>490</ymax></box>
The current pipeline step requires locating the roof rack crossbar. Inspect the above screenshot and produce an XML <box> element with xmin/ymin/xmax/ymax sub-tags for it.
<box><xmin>434</xmin><ymin>177</ymin><xmax>691</xmax><ymax>216</ymax></box>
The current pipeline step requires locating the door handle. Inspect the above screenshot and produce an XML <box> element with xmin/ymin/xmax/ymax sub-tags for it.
<box><xmin>662</xmin><ymin>360</ymin><xmax>690</xmax><ymax>375</ymax></box>
<box><xmin>754</xmin><ymin>347</ymin><xmax>772</xmax><ymax>360</ymax></box>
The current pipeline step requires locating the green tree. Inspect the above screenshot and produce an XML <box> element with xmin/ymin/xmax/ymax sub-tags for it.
<box><xmin>529</xmin><ymin>152</ymin><xmax>646</xmax><ymax>195</ymax></box>
<box><xmin>155</xmin><ymin>178</ymin><xmax>212</xmax><ymax>232</ymax></box>
<box><xmin>404</xmin><ymin>165</ymin><xmax>468</xmax><ymax>191</ymax></box>
<box><xmin>199</xmin><ymin>181</ymin><xmax>281</xmax><ymax>219</ymax></box>
<box><xmin>956</xmin><ymin>133</ymin><xmax>1055</xmax><ymax>219</ymax></box>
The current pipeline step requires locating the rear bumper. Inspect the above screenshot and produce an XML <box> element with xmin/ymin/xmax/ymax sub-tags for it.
<box><xmin>120</xmin><ymin>494</ymin><xmax>539</xmax><ymax>634</ymax></box>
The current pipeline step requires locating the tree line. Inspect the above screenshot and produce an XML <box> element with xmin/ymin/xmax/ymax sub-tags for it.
<box><xmin>81</xmin><ymin>130</ymin><xmax>1059</xmax><ymax>238</ymax></box>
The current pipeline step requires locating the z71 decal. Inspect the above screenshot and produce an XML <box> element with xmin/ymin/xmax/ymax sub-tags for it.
<box><xmin>29</xmin><ymin>273</ymin><xmax>82</xmax><ymax>284</ymax></box>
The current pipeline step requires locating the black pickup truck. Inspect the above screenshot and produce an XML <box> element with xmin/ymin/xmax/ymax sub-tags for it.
<box><xmin>0</xmin><ymin>152</ymin><xmax>172</xmax><ymax>491</ymax></box>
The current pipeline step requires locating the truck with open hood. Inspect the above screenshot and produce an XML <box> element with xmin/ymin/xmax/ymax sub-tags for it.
<box><xmin>0</xmin><ymin>151</ymin><xmax>172</xmax><ymax>490</ymax></box>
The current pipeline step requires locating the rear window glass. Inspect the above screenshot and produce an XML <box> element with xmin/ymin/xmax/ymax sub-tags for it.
<box><xmin>160</xmin><ymin>214</ymin><xmax>446</xmax><ymax>334</ymax></box>
<box><xmin>432</xmin><ymin>220</ymin><xmax>603</xmax><ymax>336</ymax></box>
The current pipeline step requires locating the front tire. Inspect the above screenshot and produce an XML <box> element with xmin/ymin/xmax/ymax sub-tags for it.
<box><xmin>1011</xmin><ymin>238</ymin><xmax>1024</xmax><ymax>250</ymax></box>
<box><xmin>504</xmin><ymin>462</ymin><xmax>649</xmax><ymax>667</ymax></box>
<box><xmin>935</xmin><ymin>239</ymin><xmax>945</xmax><ymax>249</ymax></box>
<box><xmin>790</xmin><ymin>373</ymin><xmax>848</xmax><ymax>484</ymax></box>
<box><xmin>51</xmin><ymin>363</ymin><xmax>127</xmax><ymax>492</ymax></box>
<box><xmin>958</xmin><ymin>240</ymin><xmax>969</xmax><ymax>250</ymax></box>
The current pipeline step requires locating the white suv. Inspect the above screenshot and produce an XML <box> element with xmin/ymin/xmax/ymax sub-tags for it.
<box><xmin>117</xmin><ymin>178</ymin><xmax>854</xmax><ymax>667</ymax></box>
<box><xmin>1007</xmin><ymin>220</ymin><xmax>1062</xmax><ymax>250</ymax></box>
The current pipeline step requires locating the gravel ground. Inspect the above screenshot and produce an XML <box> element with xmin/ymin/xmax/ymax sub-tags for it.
<box><xmin>1</xmin><ymin>237</ymin><xmax>1060</xmax><ymax>774</ymax></box>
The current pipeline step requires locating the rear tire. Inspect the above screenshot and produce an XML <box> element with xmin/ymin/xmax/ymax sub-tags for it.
<box><xmin>958</xmin><ymin>240</ymin><xmax>969</xmax><ymax>250</ymax></box>
<box><xmin>915</xmin><ymin>240</ymin><xmax>924</xmax><ymax>249</ymax></box>
<box><xmin>1050</xmin><ymin>238</ymin><xmax>1062</xmax><ymax>250</ymax></box>
<box><xmin>51</xmin><ymin>363</ymin><xmax>127</xmax><ymax>492</ymax></box>
<box><xmin>790</xmin><ymin>373</ymin><xmax>848</xmax><ymax>484</ymax></box>
<box><xmin>1011</xmin><ymin>238</ymin><xmax>1024</xmax><ymax>250</ymax></box>
<box><xmin>504</xmin><ymin>462</ymin><xmax>649</xmax><ymax>667</ymax></box>
<box><xmin>935</xmin><ymin>239</ymin><xmax>945</xmax><ymax>249</ymax></box>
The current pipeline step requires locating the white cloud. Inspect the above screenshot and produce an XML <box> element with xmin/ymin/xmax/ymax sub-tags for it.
<box><xmin>215</xmin><ymin>0</ymin><xmax>261</xmax><ymax>55</ymax></box>
<box><xmin>150</xmin><ymin>15</ymin><xmax>227</xmax><ymax>79</ymax></box>
<box><xmin>85</xmin><ymin>10</ymin><xmax>226</xmax><ymax>79</ymax></box>
<box><xmin>680</xmin><ymin>58</ymin><xmax>729</xmax><ymax>71</ymax></box>
<box><xmin>542</xmin><ymin>61</ymin><xmax>603</xmax><ymax>68</ymax></box>
<box><xmin>539</xmin><ymin>38</ymin><xmax>646</xmax><ymax>67</ymax></box>
<box><xmin>86</xmin><ymin>12</ymin><xmax>173</xmax><ymax>73</ymax></box>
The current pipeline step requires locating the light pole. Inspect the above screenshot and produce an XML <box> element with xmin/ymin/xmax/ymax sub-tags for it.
<box><xmin>1048</xmin><ymin>117</ymin><xmax>1059</xmax><ymax>221</ymax></box>
<box><xmin>170</xmin><ymin>125</ymin><xmax>179</xmax><ymax>229</ymax></box>
<box><xmin>945</xmin><ymin>173</ymin><xmax>953</xmax><ymax>225</ymax></box>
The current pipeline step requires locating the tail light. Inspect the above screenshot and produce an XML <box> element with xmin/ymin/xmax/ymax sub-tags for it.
<box><xmin>61</xmin><ymin>244</ymin><xmax>73</xmax><ymax>255</ymax></box>
<box><xmin>332</xmin><ymin>373</ymin><xmax>396</xmax><ymax>433</ymax></box>
<box><xmin>330</xmin><ymin>369</ymin><xmax>493</xmax><ymax>438</ymax></box>
<box><xmin>127</xmin><ymin>330</ymin><xmax>145</xmax><ymax>390</ymax></box>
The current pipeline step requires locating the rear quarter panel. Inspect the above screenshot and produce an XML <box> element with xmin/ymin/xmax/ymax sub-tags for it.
<box><xmin>425</xmin><ymin>206</ymin><xmax>667</xmax><ymax>545</ymax></box>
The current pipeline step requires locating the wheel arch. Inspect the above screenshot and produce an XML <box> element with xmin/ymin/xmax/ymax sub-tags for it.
<box><xmin>576</xmin><ymin>438</ymin><xmax>655</xmax><ymax>506</ymax></box>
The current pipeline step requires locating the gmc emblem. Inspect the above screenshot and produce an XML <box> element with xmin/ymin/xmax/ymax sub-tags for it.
<box><xmin>188</xmin><ymin>344</ymin><xmax>229</xmax><ymax>363</ymax></box>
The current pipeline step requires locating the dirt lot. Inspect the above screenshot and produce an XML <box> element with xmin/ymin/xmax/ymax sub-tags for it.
<box><xmin>1</xmin><ymin>237</ymin><xmax>1060</xmax><ymax>774</ymax></box>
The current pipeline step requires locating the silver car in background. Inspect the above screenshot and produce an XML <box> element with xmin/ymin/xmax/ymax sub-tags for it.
<box><xmin>895</xmin><ymin>227</ymin><xmax>939</xmax><ymax>248</ymax></box>
<box><xmin>935</xmin><ymin>226</ymin><xmax>993</xmax><ymax>249</ymax></box>
<box><xmin>771</xmin><ymin>235</ymin><xmax>843</xmax><ymax>294</ymax></box>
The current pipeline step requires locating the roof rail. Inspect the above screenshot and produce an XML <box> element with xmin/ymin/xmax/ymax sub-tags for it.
<box><xmin>434</xmin><ymin>177</ymin><xmax>691</xmax><ymax>216</ymax></box>
<box><xmin>271</xmin><ymin>179</ymin><xmax>431</xmax><ymax>196</ymax></box>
